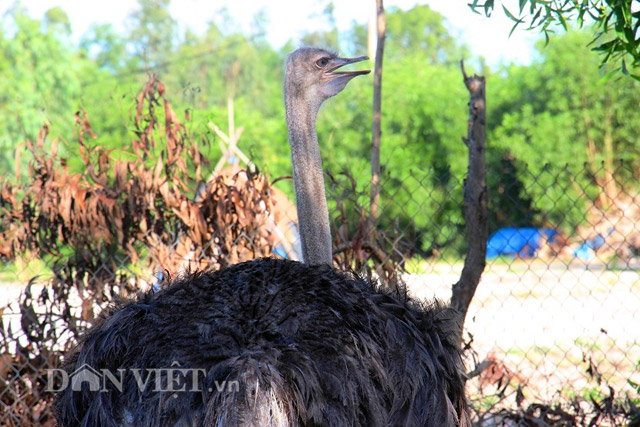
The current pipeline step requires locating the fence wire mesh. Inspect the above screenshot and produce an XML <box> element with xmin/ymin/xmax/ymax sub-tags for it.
<box><xmin>0</xmin><ymin>76</ymin><xmax>637</xmax><ymax>425</ymax></box>
<box><xmin>378</xmin><ymin>160</ymin><xmax>640</xmax><ymax>425</ymax></box>
<box><xmin>2</xmin><ymin>160</ymin><xmax>638</xmax><ymax>425</ymax></box>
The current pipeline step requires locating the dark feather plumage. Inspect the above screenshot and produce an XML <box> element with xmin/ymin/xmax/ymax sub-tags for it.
<box><xmin>55</xmin><ymin>258</ymin><xmax>468</xmax><ymax>426</ymax></box>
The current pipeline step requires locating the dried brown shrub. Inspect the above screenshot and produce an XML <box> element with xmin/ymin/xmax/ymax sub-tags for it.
<box><xmin>462</xmin><ymin>335</ymin><xmax>639</xmax><ymax>426</ymax></box>
<box><xmin>327</xmin><ymin>170</ymin><xmax>407</xmax><ymax>294</ymax></box>
<box><xmin>0</xmin><ymin>75</ymin><xmax>280</xmax><ymax>426</ymax></box>
<box><xmin>1</xmin><ymin>76</ymin><xmax>277</xmax><ymax>274</ymax></box>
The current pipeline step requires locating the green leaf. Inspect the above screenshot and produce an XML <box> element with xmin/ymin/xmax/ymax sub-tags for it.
<box><xmin>577</xmin><ymin>7</ymin><xmax>586</xmax><ymax>27</ymax></box>
<box><xmin>603</xmin><ymin>10</ymin><xmax>614</xmax><ymax>30</ymax></box>
<box><xmin>623</xmin><ymin>40</ymin><xmax>638</xmax><ymax>57</ymax></box>
<box><xmin>593</xmin><ymin>40</ymin><xmax>619</xmax><ymax>52</ymax></box>
<box><xmin>598</xmin><ymin>40</ymin><xmax>618</xmax><ymax>64</ymax></box>
<box><xmin>518</xmin><ymin>0</ymin><xmax>527</xmax><ymax>14</ymax></box>
<box><xmin>620</xmin><ymin>4</ymin><xmax>632</xmax><ymax>25</ymax></box>
<box><xmin>622</xmin><ymin>59</ymin><xmax>629</xmax><ymax>75</ymax></box>
<box><xmin>502</xmin><ymin>5</ymin><xmax>523</xmax><ymax>23</ymax></box>
<box><xmin>509</xmin><ymin>21</ymin><xmax>520</xmax><ymax>38</ymax></box>
<box><xmin>624</xmin><ymin>28</ymin><xmax>635</xmax><ymax>44</ymax></box>
<box><xmin>586</xmin><ymin>31</ymin><xmax>604</xmax><ymax>47</ymax></box>
<box><xmin>484</xmin><ymin>0</ymin><xmax>495</xmax><ymax>16</ymax></box>
<box><xmin>531</xmin><ymin>7</ymin><xmax>543</xmax><ymax>28</ymax></box>
<box><xmin>468</xmin><ymin>2</ymin><xmax>482</xmax><ymax>15</ymax></box>
<box><xmin>598</xmin><ymin>66</ymin><xmax>617</xmax><ymax>84</ymax></box>
<box><xmin>556</xmin><ymin>10</ymin><xmax>568</xmax><ymax>31</ymax></box>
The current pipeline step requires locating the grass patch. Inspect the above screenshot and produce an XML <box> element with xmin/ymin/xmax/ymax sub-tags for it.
<box><xmin>404</xmin><ymin>257</ymin><xmax>463</xmax><ymax>274</ymax></box>
<box><xmin>0</xmin><ymin>253</ymin><xmax>53</xmax><ymax>283</ymax></box>
<box><xmin>574</xmin><ymin>337</ymin><xmax>602</xmax><ymax>351</ymax></box>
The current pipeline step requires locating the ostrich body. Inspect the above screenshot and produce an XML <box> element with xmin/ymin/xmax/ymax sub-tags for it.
<box><xmin>55</xmin><ymin>48</ymin><xmax>469</xmax><ymax>426</ymax></box>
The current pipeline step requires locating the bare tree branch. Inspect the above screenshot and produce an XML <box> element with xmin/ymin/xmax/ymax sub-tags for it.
<box><xmin>368</xmin><ymin>0</ymin><xmax>386</xmax><ymax>234</ymax></box>
<box><xmin>452</xmin><ymin>60</ymin><xmax>489</xmax><ymax>334</ymax></box>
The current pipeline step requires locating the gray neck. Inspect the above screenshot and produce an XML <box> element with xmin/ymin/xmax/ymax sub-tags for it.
<box><xmin>285</xmin><ymin>95</ymin><xmax>333</xmax><ymax>266</ymax></box>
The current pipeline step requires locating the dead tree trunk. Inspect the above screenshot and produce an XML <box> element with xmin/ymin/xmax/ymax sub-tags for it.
<box><xmin>452</xmin><ymin>61</ymin><xmax>488</xmax><ymax>334</ymax></box>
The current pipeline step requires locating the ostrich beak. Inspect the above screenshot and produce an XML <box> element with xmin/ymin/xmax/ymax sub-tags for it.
<box><xmin>326</xmin><ymin>55</ymin><xmax>371</xmax><ymax>79</ymax></box>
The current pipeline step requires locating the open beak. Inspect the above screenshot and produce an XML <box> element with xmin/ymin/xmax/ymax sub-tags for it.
<box><xmin>326</xmin><ymin>55</ymin><xmax>371</xmax><ymax>78</ymax></box>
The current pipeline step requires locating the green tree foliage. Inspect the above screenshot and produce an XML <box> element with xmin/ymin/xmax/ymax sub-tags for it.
<box><xmin>488</xmin><ymin>29</ymin><xmax>640</xmax><ymax>230</ymax></box>
<box><xmin>127</xmin><ymin>0</ymin><xmax>177</xmax><ymax>68</ymax></box>
<box><xmin>43</xmin><ymin>6</ymin><xmax>71</xmax><ymax>34</ymax></box>
<box><xmin>0</xmin><ymin>5</ymin><xmax>84</xmax><ymax>175</ymax></box>
<box><xmin>385</xmin><ymin>5</ymin><xmax>469</xmax><ymax>63</ymax></box>
<box><xmin>301</xmin><ymin>2</ymin><xmax>339</xmax><ymax>48</ymax></box>
<box><xmin>80</xmin><ymin>23</ymin><xmax>129</xmax><ymax>71</ymax></box>
<box><xmin>318</xmin><ymin>6</ymin><xmax>471</xmax><ymax>254</ymax></box>
<box><xmin>2</xmin><ymin>1</ymin><xmax>640</xmax><ymax>256</ymax></box>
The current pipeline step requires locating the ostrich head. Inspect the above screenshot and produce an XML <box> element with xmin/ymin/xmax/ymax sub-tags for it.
<box><xmin>285</xmin><ymin>47</ymin><xmax>370</xmax><ymax>112</ymax></box>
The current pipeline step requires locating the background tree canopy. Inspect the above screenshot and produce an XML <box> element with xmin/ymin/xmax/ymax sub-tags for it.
<box><xmin>1</xmin><ymin>0</ymin><xmax>639</xmax><ymax>256</ymax></box>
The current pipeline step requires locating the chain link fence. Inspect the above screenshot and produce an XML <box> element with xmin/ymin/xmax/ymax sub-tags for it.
<box><xmin>2</xmin><ymin>161</ymin><xmax>638</xmax><ymax>425</ymax></box>
<box><xmin>1</xmin><ymin>78</ymin><xmax>638</xmax><ymax>425</ymax></box>
<box><xmin>373</xmin><ymin>159</ymin><xmax>640</xmax><ymax>425</ymax></box>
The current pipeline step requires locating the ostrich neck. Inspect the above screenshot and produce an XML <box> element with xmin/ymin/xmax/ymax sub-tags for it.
<box><xmin>285</xmin><ymin>97</ymin><xmax>333</xmax><ymax>265</ymax></box>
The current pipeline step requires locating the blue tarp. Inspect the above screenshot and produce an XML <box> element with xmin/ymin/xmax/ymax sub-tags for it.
<box><xmin>487</xmin><ymin>227</ymin><xmax>558</xmax><ymax>259</ymax></box>
<box><xmin>573</xmin><ymin>233</ymin><xmax>606</xmax><ymax>260</ymax></box>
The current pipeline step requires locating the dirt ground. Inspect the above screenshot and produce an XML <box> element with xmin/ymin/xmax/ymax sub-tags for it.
<box><xmin>406</xmin><ymin>259</ymin><xmax>640</xmax><ymax>402</ymax></box>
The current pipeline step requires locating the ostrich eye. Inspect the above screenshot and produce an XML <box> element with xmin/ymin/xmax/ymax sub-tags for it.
<box><xmin>315</xmin><ymin>57</ymin><xmax>330</xmax><ymax>68</ymax></box>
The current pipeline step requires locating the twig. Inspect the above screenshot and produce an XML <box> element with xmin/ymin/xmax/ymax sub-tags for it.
<box><xmin>208</xmin><ymin>121</ymin><xmax>253</xmax><ymax>173</ymax></box>
<box><xmin>466</xmin><ymin>359</ymin><xmax>493</xmax><ymax>380</ymax></box>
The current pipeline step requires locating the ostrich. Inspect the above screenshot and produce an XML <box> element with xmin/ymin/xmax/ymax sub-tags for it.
<box><xmin>55</xmin><ymin>48</ymin><xmax>469</xmax><ymax>426</ymax></box>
